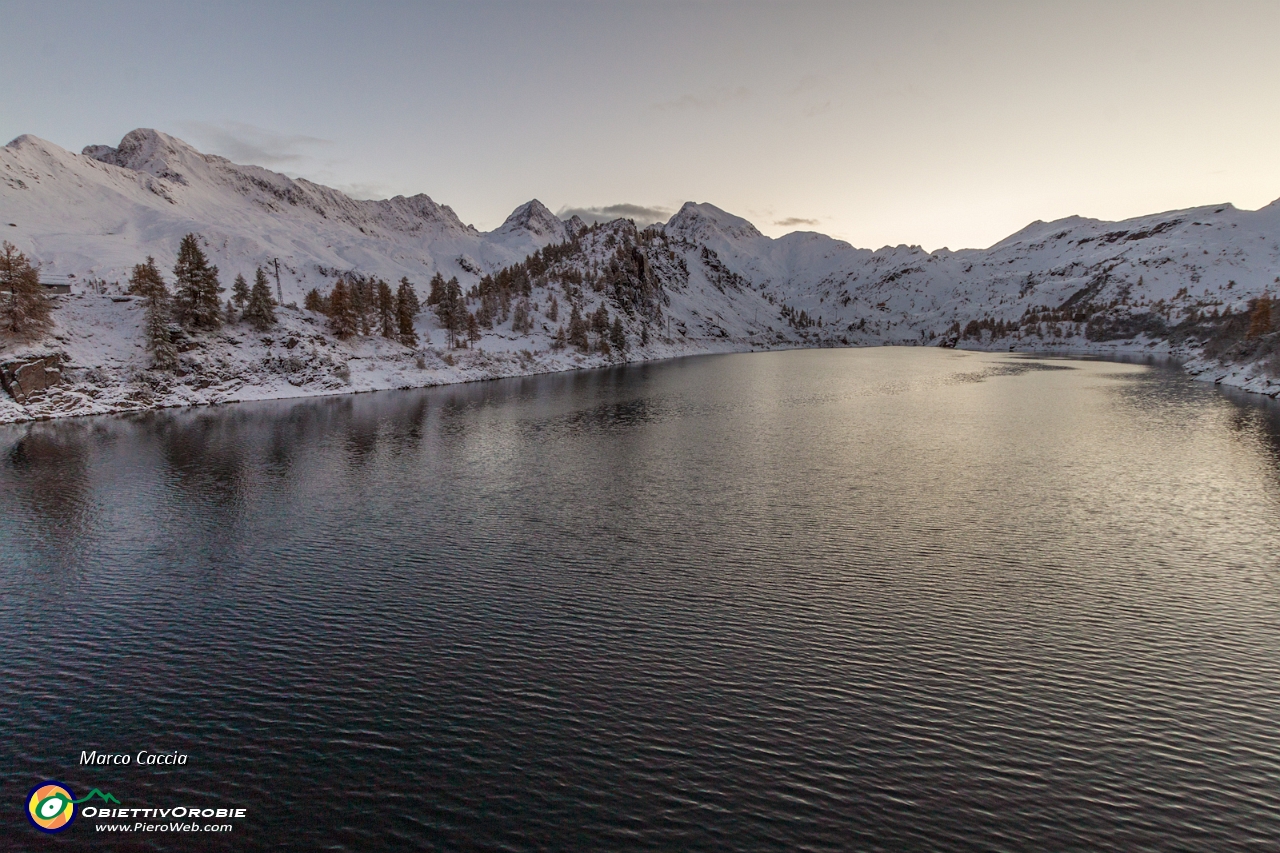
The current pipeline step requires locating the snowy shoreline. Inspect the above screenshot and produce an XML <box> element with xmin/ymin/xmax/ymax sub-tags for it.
<box><xmin>3</xmin><ymin>298</ymin><xmax>1273</xmax><ymax>427</ymax></box>
<box><xmin>0</xmin><ymin>292</ymin><xmax>776</xmax><ymax>425</ymax></box>
<box><xmin>959</xmin><ymin>335</ymin><xmax>1279</xmax><ymax>399</ymax></box>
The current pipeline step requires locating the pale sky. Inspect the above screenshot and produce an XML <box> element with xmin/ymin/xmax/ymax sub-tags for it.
<box><xmin>4</xmin><ymin>1</ymin><xmax>1280</xmax><ymax>250</ymax></box>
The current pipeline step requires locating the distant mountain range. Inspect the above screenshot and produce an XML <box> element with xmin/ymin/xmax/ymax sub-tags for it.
<box><xmin>1</xmin><ymin>128</ymin><xmax>1277</xmax><ymax>421</ymax></box>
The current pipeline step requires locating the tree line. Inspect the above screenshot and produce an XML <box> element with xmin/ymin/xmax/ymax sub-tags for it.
<box><xmin>553</xmin><ymin>301</ymin><xmax>627</xmax><ymax>355</ymax></box>
<box><xmin>125</xmin><ymin>234</ymin><xmax>279</xmax><ymax>369</ymax></box>
<box><xmin>305</xmin><ymin>276</ymin><xmax>421</xmax><ymax>348</ymax></box>
<box><xmin>2</xmin><ymin>224</ymin><xmax>671</xmax><ymax>375</ymax></box>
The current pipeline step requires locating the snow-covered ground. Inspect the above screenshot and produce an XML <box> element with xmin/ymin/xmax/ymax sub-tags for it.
<box><xmin>0</xmin><ymin>290</ymin><xmax>769</xmax><ymax>425</ymax></box>
<box><xmin>2</xmin><ymin>128</ymin><xmax>1277</xmax><ymax>424</ymax></box>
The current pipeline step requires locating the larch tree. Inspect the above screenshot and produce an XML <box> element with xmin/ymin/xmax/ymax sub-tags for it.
<box><xmin>1247</xmin><ymin>295</ymin><xmax>1272</xmax><ymax>339</ymax></box>
<box><xmin>377</xmin><ymin>280</ymin><xmax>396</xmax><ymax>339</ymax></box>
<box><xmin>395</xmin><ymin>278</ymin><xmax>419</xmax><ymax>348</ymax></box>
<box><xmin>351</xmin><ymin>278</ymin><xmax>371</xmax><ymax>336</ymax></box>
<box><xmin>327</xmin><ymin>279</ymin><xmax>358</xmax><ymax>339</ymax></box>
<box><xmin>172</xmin><ymin>234</ymin><xmax>223</xmax><ymax>331</ymax></box>
<box><xmin>129</xmin><ymin>256</ymin><xmax>177</xmax><ymax>370</ymax></box>
<box><xmin>244</xmin><ymin>267</ymin><xmax>277</xmax><ymax>331</ymax></box>
<box><xmin>0</xmin><ymin>241</ymin><xmax>52</xmax><ymax>337</ymax></box>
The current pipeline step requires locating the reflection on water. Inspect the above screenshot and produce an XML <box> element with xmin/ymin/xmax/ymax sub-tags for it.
<box><xmin>1220</xmin><ymin>389</ymin><xmax>1280</xmax><ymax>474</ymax></box>
<box><xmin>1</xmin><ymin>348</ymin><xmax>1279</xmax><ymax>852</ymax></box>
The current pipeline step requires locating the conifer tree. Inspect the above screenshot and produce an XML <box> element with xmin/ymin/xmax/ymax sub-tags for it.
<box><xmin>231</xmin><ymin>273</ymin><xmax>250</xmax><ymax>310</ymax></box>
<box><xmin>610</xmin><ymin>316</ymin><xmax>627</xmax><ymax>353</ymax></box>
<box><xmin>432</xmin><ymin>277</ymin><xmax>465</xmax><ymax>347</ymax></box>
<box><xmin>0</xmin><ymin>241</ymin><xmax>52</xmax><ymax>336</ymax></box>
<box><xmin>244</xmin><ymin>267</ymin><xmax>277</xmax><ymax>331</ymax></box>
<box><xmin>448</xmin><ymin>278</ymin><xmax>465</xmax><ymax>345</ymax></box>
<box><xmin>547</xmin><ymin>294</ymin><xmax>559</xmax><ymax>322</ymax></box>
<box><xmin>427</xmin><ymin>272</ymin><xmax>447</xmax><ymax>306</ymax></box>
<box><xmin>590</xmin><ymin>303</ymin><xmax>611</xmax><ymax>351</ymax></box>
<box><xmin>130</xmin><ymin>256</ymin><xmax>176</xmax><ymax>370</ymax></box>
<box><xmin>377</xmin><ymin>280</ymin><xmax>396</xmax><ymax>339</ymax></box>
<box><xmin>398</xmin><ymin>276</ymin><xmax>420</xmax><ymax>315</ymax></box>
<box><xmin>591</xmin><ymin>303</ymin><xmax>610</xmax><ymax>336</ymax></box>
<box><xmin>304</xmin><ymin>287</ymin><xmax>327</xmax><ymax>313</ymax></box>
<box><xmin>327</xmin><ymin>279</ymin><xmax>358</xmax><ymax>339</ymax></box>
<box><xmin>395</xmin><ymin>278</ymin><xmax>419</xmax><ymax>348</ymax></box>
<box><xmin>348</xmin><ymin>278</ymin><xmax>366</xmax><ymax>335</ymax></box>
<box><xmin>128</xmin><ymin>255</ymin><xmax>166</xmax><ymax>300</ymax></box>
<box><xmin>432</xmin><ymin>286</ymin><xmax>452</xmax><ymax>348</ymax></box>
<box><xmin>361</xmin><ymin>278</ymin><xmax>375</xmax><ymax>334</ymax></box>
<box><xmin>466</xmin><ymin>311</ymin><xmax>481</xmax><ymax>347</ymax></box>
<box><xmin>225</xmin><ymin>299</ymin><xmax>238</xmax><ymax>324</ymax></box>
<box><xmin>567</xmin><ymin>303</ymin><xmax>589</xmax><ymax>352</ymax></box>
<box><xmin>1247</xmin><ymin>295</ymin><xmax>1272</xmax><ymax>339</ymax></box>
<box><xmin>511</xmin><ymin>299</ymin><xmax>531</xmax><ymax>334</ymax></box>
<box><xmin>172</xmin><ymin>234</ymin><xmax>223</xmax><ymax>331</ymax></box>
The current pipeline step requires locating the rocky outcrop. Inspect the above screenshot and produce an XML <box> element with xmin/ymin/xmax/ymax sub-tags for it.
<box><xmin>1</xmin><ymin>354</ymin><xmax>65</xmax><ymax>403</ymax></box>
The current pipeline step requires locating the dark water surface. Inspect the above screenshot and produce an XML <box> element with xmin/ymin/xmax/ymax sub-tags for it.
<box><xmin>3</xmin><ymin>348</ymin><xmax>1280</xmax><ymax>851</ymax></box>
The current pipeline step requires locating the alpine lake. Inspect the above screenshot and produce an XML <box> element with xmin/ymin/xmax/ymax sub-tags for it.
<box><xmin>3</xmin><ymin>347</ymin><xmax>1279</xmax><ymax>851</ymax></box>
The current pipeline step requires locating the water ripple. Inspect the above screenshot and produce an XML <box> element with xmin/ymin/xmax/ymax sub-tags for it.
<box><xmin>1</xmin><ymin>349</ymin><xmax>1279</xmax><ymax>851</ymax></box>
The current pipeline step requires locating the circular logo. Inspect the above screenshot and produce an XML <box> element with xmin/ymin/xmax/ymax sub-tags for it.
<box><xmin>27</xmin><ymin>782</ymin><xmax>76</xmax><ymax>833</ymax></box>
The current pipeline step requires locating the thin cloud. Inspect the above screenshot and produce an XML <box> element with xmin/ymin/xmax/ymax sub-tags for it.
<box><xmin>788</xmin><ymin>73</ymin><xmax>826</xmax><ymax>96</ymax></box>
<box><xmin>179</xmin><ymin>121</ymin><xmax>329</xmax><ymax>168</ymax></box>
<box><xmin>557</xmin><ymin>203</ymin><xmax>673</xmax><ymax>226</ymax></box>
<box><xmin>650</xmin><ymin>86</ymin><xmax>751</xmax><ymax>112</ymax></box>
<box><xmin>330</xmin><ymin>181</ymin><xmax>395</xmax><ymax>201</ymax></box>
<box><xmin>775</xmin><ymin>217</ymin><xmax>820</xmax><ymax>228</ymax></box>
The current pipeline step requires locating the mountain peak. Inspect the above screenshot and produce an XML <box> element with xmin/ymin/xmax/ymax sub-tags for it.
<box><xmin>665</xmin><ymin>202</ymin><xmax>763</xmax><ymax>241</ymax></box>
<box><xmin>491</xmin><ymin>199</ymin><xmax>568</xmax><ymax>242</ymax></box>
<box><xmin>83</xmin><ymin>128</ymin><xmax>210</xmax><ymax>185</ymax></box>
<box><xmin>6</xmin><ymin>134</ymin><xmax>64</xmax><ymax>153</ymax></box>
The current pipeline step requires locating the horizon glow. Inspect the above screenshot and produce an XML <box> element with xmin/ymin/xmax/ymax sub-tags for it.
<box><xmin>3</xmin><ymin>0</ymin><xmax>1279</xmax><ymax>251</ymax></box>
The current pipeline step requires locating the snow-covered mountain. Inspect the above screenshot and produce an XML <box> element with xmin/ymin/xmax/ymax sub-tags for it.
<box><xmin>662</xmin><ymin>198</ymin><xmax>1280</xmax><ymax>348</ymax></box>
<box><xmin>1</xmin><ymin>129</ymin><xmax>569</xmax><ymax>298</ymax></box>
<box><xmin>1</xmin><ymin>128</ymin><xmax>1277</xmax><ymax>423</ymax></box>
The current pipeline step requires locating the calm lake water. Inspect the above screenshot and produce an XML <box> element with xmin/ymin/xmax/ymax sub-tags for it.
<box><xmin>3</xmin><ymin>348</ymin><xmax>1280</xmax><ymax>851</ymax></box>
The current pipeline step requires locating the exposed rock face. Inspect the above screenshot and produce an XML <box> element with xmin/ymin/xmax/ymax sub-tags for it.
<box><xmin>1</xmin><ymin>354</ymin><xmax>65</xmax><ymax>403</ymax></box>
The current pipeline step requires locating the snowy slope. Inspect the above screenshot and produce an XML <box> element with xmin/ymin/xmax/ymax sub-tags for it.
<box><xmin>1</xmin><ymin>130</ymin><xmax>569</xmax><ymax>302</ymax></box>
<box><xmin>666</xmin><ymin>199</ymin><xmax>1280</xmax><ymax>347</ymax></box>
